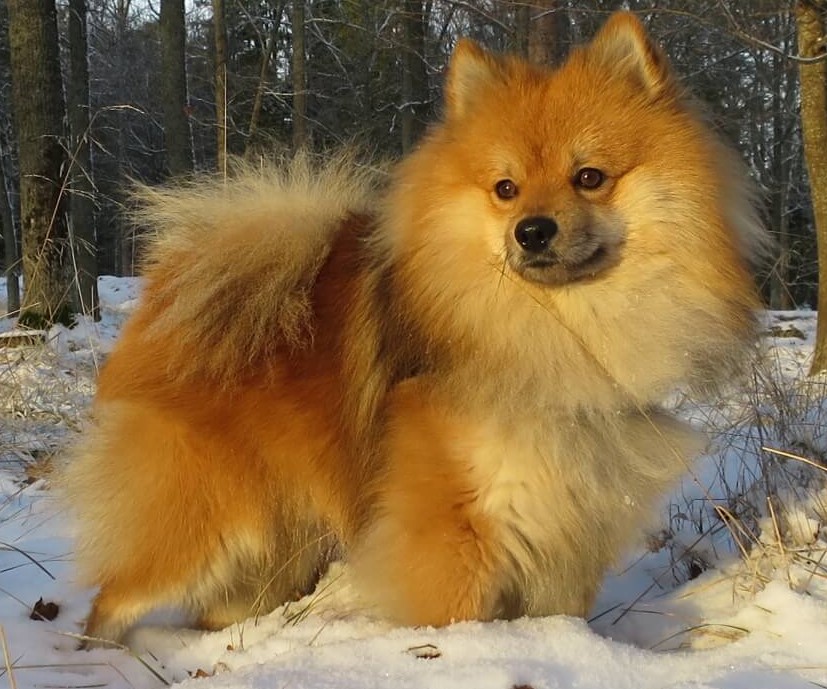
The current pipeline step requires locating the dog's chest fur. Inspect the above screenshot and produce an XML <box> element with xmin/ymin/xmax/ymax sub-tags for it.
<box><xmin>462</xmin><ymin>409</ymin><xmax>661</xmax><ymax>616</ymax></box>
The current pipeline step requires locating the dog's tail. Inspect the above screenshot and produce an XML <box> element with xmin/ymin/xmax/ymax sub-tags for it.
<box><xmin>128</xmin><ymin>151</ymin><xmax>380</xmax><ymax>386</ymax></box>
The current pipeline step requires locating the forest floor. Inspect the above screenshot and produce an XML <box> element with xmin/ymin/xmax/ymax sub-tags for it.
<box><xmin>1</xmin><ymin>277</ymin><xmax>826</xmax><ymax>689</ymax></box>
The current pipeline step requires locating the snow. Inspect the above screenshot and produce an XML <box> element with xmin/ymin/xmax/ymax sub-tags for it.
<box><xmin>1</xmin><ymin>277</ymin><xmax>826</xmax><ymax>689</ymax></box>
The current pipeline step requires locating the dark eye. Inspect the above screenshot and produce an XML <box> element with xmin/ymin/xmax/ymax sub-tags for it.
<box><xmin>494</xmin><ymin>179</ymin><xmax>519</xmax><ymax>200</ymax></box>
<box><xmin>575</xmin><ymin>168</ymin><xmax>605</xmax><ymax>190</ymax></box>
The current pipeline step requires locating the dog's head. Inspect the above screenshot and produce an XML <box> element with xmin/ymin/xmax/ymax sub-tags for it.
<box><xmin>386</xmin><ymin>12</ymin><xmax>763</xmax><ymax>295</ymax></box>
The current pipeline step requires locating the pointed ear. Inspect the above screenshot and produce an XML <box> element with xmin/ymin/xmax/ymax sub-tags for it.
<box><xmin>444</xmin><ymin>39</ymin><xmax>506</xmax><ymax>120</ymax></box>
<box><xmin>585</xmin><ymin>12</ymin><xmax>675</xmax><ymax>99</ymax></box>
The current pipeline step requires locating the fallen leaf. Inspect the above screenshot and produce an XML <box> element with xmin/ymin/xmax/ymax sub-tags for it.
<box><xmin>30</xmin><ymin>598</ymin><xmax>59</xmax><ymax>622</ymax></box>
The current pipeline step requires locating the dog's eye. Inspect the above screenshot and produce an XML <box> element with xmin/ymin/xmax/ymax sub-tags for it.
<box><xmin>494</xmin><ymin>179</ymin><xmax>519</xmax><ymax>200</ymax></box>
<box><xmin>575</xmin><ymin>168</ymin><xmax>604</xmax><ymax>190</ymax></box>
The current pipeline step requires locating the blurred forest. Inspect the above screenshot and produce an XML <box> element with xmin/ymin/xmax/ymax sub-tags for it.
<box><xmin>0</xmin><ymin>1</ymin><xmax>821</xmax><ymax>322</ymax></box>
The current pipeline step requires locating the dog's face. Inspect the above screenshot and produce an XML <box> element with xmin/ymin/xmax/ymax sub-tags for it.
<box><xmin>474</xmin><ymin>139</ymin><xmax>629</xmax><ymax>288</ymax></box>
<box><xmin>439</xmin><ymin>14</ymin><xmax>692</xmax><ymax>289</ymax></box>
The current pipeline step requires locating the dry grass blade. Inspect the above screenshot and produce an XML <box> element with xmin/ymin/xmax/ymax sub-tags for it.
<box><xmin>282</xmin><ymin>568</ymin><xmax>344</xmax><ymax>627</ymax></box>
<box><xmin>58</xmin><ymin>632</ymin><xmax>171</xmax><ymax>687</ymax></box>
<box><xmin>0</xmin><ymin>625</ymin><xmax>18</xmax><ymax>689</ymax></box>
<box><xmin>649</xmin><ymin>622</ymin><xmax>751</xmax><ymax>651</ymax></box>
<box><xmin>762</xmin><ymin>446</ymin><xmax>827</xmax><ymax>473</ymax></box>
<box><xmin>0</xmin><ymin>541</ymin><xmax>55</xmax><ymax>580</ymax></box>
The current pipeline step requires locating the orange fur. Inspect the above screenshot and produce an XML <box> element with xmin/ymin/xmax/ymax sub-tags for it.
<box><xmin>59</xmin><ymin>12</ymin><xmax>766</xmax><ymax>646</ymax></box>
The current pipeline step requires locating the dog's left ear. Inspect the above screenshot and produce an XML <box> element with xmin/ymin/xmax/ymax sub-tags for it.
<box><xmin>585</xmin><ymin>12</ymin><xmax>676</xmax><ymax>100</ymax></box>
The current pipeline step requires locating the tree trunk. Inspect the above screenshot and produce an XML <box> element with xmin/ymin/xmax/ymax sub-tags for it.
<box><xmin>67</xmin><ymin>0</ymin><xmax>99</xmax><ymax>320</ymax></box>
<box><xmin>769</xmin><ymin>54</ymin><xmax>793</xmax><ymax>310</ymax></box>
<box><xmin>247</xmin><ymin>30</ymin><xmax>275</xmax><ymax>155</ymax></box>
<box><xmin>0</xmin><ymin>138</ymin><xmax>20</xmax><ymax>316</ymax></box>
<box><xmin>767</xmin><ymin>16</ymin><xmax>796</xmax><ymax>311</ymax></box>
<box><xmin>246</xmin><ymin>2</ymin><xmax>286</xmax><ymax>157</ymax></box>
<box><xmin>796</xmin><ymin>1</ymin><xmax>827</xmax><ymax>374</ymax></box>
<box><xmin>401</xmin><ymin>0</ymin><xmax>429</xmax><ymax>153</ymax></box>
<box><xmin>212</xmin><ymin>0</ymin><xmax>227</xmax><ymax>175</ymax></box>
<box><xmin>7</xmin><ymin>0</ymin><xmax>72</xmax><ymax>328</ymax></box>
<box><xmin>513</xmin><ymin>1</ymin><xmax>529</xmax><ymax>56</ymax></box>
<box><xmin>114</xmin><ymin>1</ymin><xmax>132</xmax><ymax>276</ymax></box>
<box><xmin>291</xmin><ymin>0</ymin><xmax>308</xmax><ymax>151</ymax></box>
<box><xmin>527</xmin><ymin>0</ymin><xmax>563</xmax><ymax>66</ymax></box>
<box><xmin>160</xmin><ymin>0</ymin><xmax>193</xmax><ymax>176</ymax></box>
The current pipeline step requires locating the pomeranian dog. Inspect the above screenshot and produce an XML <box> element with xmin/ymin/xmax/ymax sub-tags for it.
<box><xmin>61</xmin><ymin>11</ymin><xmax>765</xmax><ymax>647</ymax></box>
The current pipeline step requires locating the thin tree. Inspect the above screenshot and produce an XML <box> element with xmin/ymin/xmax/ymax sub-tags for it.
<box><xmin>68</xmin><ymin>0</ymin><xmax>99</xmax><ymax>320</ymax></box>
<box><xmin>514</xmin><ymin>0</ymin><xmax>564</xmax><ymax>65</ymax></box>
<box><xmin>796</xmin><ymin>0</ymin><xmax>827</xmax><ymax>373</ymax></box>
<box><xmin>0</xmin><ymin>138</ymin><xmax>20</xmax><ymax>316</ymax></box>
<box><xmin>7</xmin><ymin>0</ymin><xmax>72</xmax><ymax>328</ymax></box>
<box><xmin>160</xmin><ymin>0</ymin><xmax>193</xmax><ymax>176</ymax></box>
<box><xmin>514</xmin><ymin>0</ymin><xmax>529</xmax><ymax>56</ymax></box>
<box><xmin>212</xmin><ymin>0</ymin><xmax>228</xmax><ymax>175</ymax></box>
<box><xmin>247</xmin><ymin>26</ymin><xmax>276</xmax><ymax>155</ymax></box>
<box><xmin>245</xmin><ymin>3</ymin><xmax>288</xmax><ymax>156</ymax></box>
<box><xmin>291</xmin><ymin>0</ymin><xmax>308</xmax><ymax>151</ymax></box>
<box><xmin>767</xmin><ymin>27</ymin><xmax>798</xmax><ymax>311</ymax></box>
<box><xmin>0</xmin><ymin>0</ymin><xmax>19</xmax><ymax>316</ymax></box>
<box><xmin>400</xmin><ymin>0</ymin><xmax>429</xmax><ymax>153</ymax></box>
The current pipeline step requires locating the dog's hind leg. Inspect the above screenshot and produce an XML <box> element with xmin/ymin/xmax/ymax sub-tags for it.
<box><xmin>61</xmin><ymin>401</ymin><xmax>294</xmax><ymax>647</ymax></box>
<box><xmin>194</xmin><ymin>520</ymin><xmax>338</xmax><ymax>632</ymax></box>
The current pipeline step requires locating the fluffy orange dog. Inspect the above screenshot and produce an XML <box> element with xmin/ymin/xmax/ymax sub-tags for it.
<box><xmin>62</xmin><ymin>12</ymin><xmax>765</xmax><ymax>646</ymax></box>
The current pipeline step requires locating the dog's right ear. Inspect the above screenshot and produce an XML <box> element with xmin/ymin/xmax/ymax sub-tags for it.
<box><xmin>585</xmin><ymin>12</ymin><xmax>676</xmax><ymax>101</ymax></box>
<box><xmin>444</xmin><ymin>39</ymin><xmax>505</xmax><ymax>120</ymax></box>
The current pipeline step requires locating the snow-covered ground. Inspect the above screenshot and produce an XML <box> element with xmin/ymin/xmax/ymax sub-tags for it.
<box><xmin>1</xmin><ymin>277</ymin><xmax>826</xmax><ymax>689</ymax></box>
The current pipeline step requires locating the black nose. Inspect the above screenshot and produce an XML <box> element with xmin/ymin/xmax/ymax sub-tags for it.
<box><xmin>514</xmin><ymin>216</ymin><xmax>558</xmax><ymax>253</ymax></box>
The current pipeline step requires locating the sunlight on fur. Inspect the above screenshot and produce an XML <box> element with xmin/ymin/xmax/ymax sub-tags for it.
<box><xmin>58</xmin><ymin>11</ymin><xmax>768</xmax><ymax>648</ymax></box>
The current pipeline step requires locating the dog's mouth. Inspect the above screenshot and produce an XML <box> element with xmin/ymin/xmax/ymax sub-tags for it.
<box><xmin>508</xmin><ymin>243</ymin><xmax>618</xmax><ymax>286</ymax></box>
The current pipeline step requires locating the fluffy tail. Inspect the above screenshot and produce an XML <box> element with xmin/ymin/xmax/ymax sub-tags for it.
<box><xmin>128</xmin><ymin>151</ymin><xmax>381</xmax><ymax>385</ymax></box>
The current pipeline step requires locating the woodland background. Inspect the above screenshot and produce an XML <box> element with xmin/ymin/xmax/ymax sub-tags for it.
<box><xmin>1</xmin><ymin>1</ymin><xmax>826</xmax><ymax>359</ymax></box>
